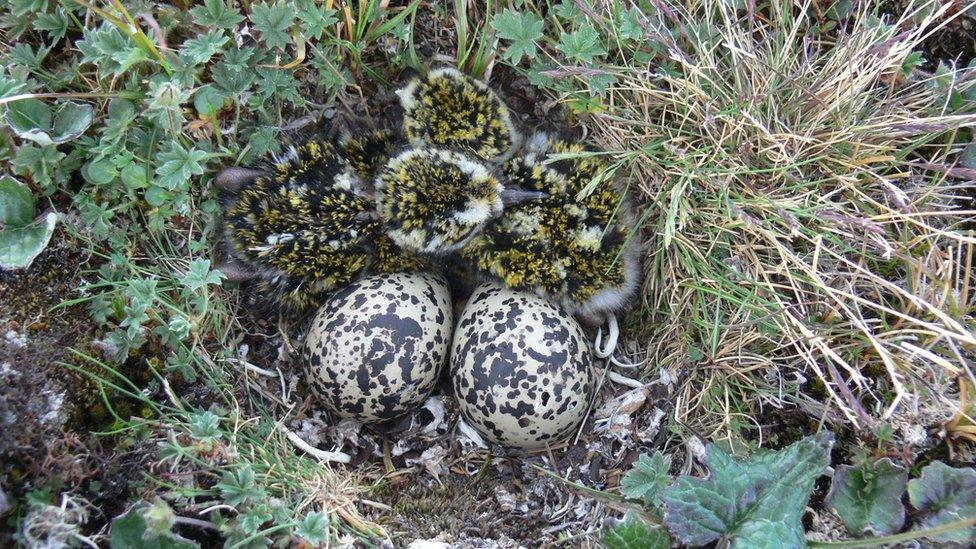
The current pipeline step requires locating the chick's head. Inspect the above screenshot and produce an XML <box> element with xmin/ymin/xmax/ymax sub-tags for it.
<box><xmin>397</xmin><ymin>68</ymin><xmax>518</xmax><ymax>161</ymax></box>
<box><xmin>377</xmin><ymin>148</ymin><xmax>503</xmax><ymax>254</ymax></box>
<box><xmin>461</xmin><ymin>138</ymin><xmax>640</xmax><ymax>320</ymax></box>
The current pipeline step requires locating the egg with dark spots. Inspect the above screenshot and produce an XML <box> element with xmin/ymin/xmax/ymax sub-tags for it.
<box><xmin>303</xmin><ymin>272</ymin><xmax>453</xmax><ymax>423</ymax></box>
<box><xmin>450</xmin><ymin>282</ymin><xmax>595</xmax><ymax>450</ymax></box>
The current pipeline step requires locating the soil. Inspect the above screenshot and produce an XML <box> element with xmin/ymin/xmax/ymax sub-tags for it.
<box><xmin>0</xmin><ymin>229</ymin><xmax>166</xmax><ymax>544</ymax></box>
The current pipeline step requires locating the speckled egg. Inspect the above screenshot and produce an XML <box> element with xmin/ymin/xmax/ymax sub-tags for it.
<box><xmin>303</xmin><ymin>272</ymin><xmax>453</xmax><ymax>423</ymax></box>
<box><xmin>450</xmin><ymin>282</ymin><xmax>595</xmax><ymax>450</ymax></box>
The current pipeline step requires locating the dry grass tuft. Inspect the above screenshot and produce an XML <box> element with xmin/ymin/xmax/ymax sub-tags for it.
<box><xmin>566</xmin><ymin>0</ymin><xmax>976</xmax><ymax>439</ymax></box>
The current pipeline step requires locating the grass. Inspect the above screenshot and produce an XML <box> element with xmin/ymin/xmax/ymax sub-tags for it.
<box><xmin>1</xmin><ymin>0</ymin><xmax>975</xmax><ymax>546</ymax></box>
<box><xmin>501</xmin><ymin>0</ymin><xmax>976</xmax><ymax>442</ymax></box>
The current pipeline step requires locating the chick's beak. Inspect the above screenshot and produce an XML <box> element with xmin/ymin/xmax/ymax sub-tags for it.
<box><xmin>501</xmin><ymin>188</ymin><xmax>549</xmax><ymax>207</ymax></box>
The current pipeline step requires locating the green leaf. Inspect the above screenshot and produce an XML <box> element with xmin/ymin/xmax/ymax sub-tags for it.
<box><xmin>825</xmin><ymin>458</ymin><xmax>907</xmax><ymax>536</ymax></box>
<box><xmin>5</xmin><ymin>99</ymin><xmax>93</xmax><ymax>145</ymax></box>
<box><xmin>141</xmin><ymin>499</ymin><xmax>176</xmax><ymax>538</ymax></box>
<box><xmin>296</xmin><ymin>0</ymin><xmax>337</xmax><ymax>41</ymax></box>
<box><xmin>51</xmin><ymin>101</ymin><xmax>94</xmax><ymax>143</ymax></box>
<box><xmin>661</xmin><ymin>431</ymin><xmax>834</xmax><ymax>548</ymax></box>
<box><xmin>827</xmin><ymin>0</ymin><xmax>853</xmax><ymax>20</ymax></box>
<box><xmin>182</xmin><ymin>258</ymin><xmax>224</xmax><ymax>291</ymax></box>
<box><xmin>492</xmin><ymin>9</ymin><xmax>544</xmax><ymax>64</ymax></box>
<box><xmin>109</xmin><ymin>504</ymin><xmax>198</xmax><ymax>549</ymax></box>
<box><xmin>556</xmin><ymin>22</ymin><xmax>607</xmax><ymax>64</ymax></box>
<box><xmin>603</xmin><ymin>512</ymin><xmax>670</xmax><ymax>549</ymax></box>
<box><xmin>191</xmin><ymin>0</ymin><xmax>244</xmax><ymax>29</ymax></box>
<box><xmin>621</xmin><ymin>452</ymin><xmax>672</xmax><ymax>506</ymax></box>
<box><xmin>5</xmin><ymin>98</ymin><xmax>53</xmax><ymax>143</ymax></box>
<box><xmin>34</xmin><ymin>10</ymin><xmax>70</xmax><ymax>43</ymax></box>
<box><xmin>77</xmin><ymin>24</ymin><xmax>149</xmax><ymax>76</ymax></box>
<box><xmin>12</xmin><ymin>144</ymin><xmax>66</xmax><ymax>193</ymax></box>
<box><xmin>961</xmin><ymin>140</ymin><xmax>976</xmax><ymax>169</ymax></box>
<box><xmin>145</xmin><ymin>186</ymin><xmax>174</xmax><ymax>207</ymax></box>
<box><xmin>907</xmin><ymin>461</ymin><xmax>976</xmax><ymax>543</ymax></box>
<box><xmin>295</xmin><ymin>512</ymin><xmax>330</xmax><ymax>545</ymax></box>
<box><xmin>0</xmin><ymin>211</ymin><xmax>57</xmax><ymax>270</ymax></box>
<box><xmin>250</xmin><ymin>1</ymin><xmax>296</xmax><ymax>50</ymax></box>
<box><xmin>193</xmin><ymin>85</ymin><xmax>228</xmax><ymax>115</ymax></box>
<box><xmin>183</xmin><ymin>30</ymin><xmax>230</xmax><ymax>66</ymax></box>
<box><xmin>901</xmin><ymin>51</ymin><xmax>925</xmax><ymax>77</ymax></box>
<box><xmin>188</xmin><ymin>411</ymin><xmax>221</xmax><ymax>442</ymax></box>
<box><xmin>121</xmin><ymin>162</ymin><xmax>150</xmax><ymax>191</ymax></box>
<box><xmin>0</xmin><ymin>175</ymin><xmax>34</xmax><ymax>227</ymax></box>
<box><xmin>83</xmin><ymin>158</ymin><xmax>119</xmax><ymax>186</ymax></box>
<box><xmin>155</xmin><ymin>142</ymin><xmax>207</xmax><ymax>191</ymax></box>
<box><xmin>215</xmin><ymin>466</ymin><xmax>265</xmax><ymax>507</ymax></box>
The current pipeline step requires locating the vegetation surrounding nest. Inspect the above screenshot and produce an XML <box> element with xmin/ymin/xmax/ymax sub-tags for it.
<box><xmin>1</xmin><ymin>0</ymin><xmax>975</xmax><ymax>547</ymax></box>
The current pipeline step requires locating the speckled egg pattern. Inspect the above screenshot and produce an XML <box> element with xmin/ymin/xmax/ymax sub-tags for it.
<box><xmin>451</xmin><ymin>283</ymin><xmax>595</xmax><ymax>450</ymax></box>
<box><xmin>304</xmin><ymin>272</ymin><xmax>453</xmax><ymax>423</ymax></box>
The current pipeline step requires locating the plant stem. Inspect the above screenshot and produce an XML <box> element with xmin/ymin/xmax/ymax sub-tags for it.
<box><xmin>808</xmin><ymin>516</ymin><xmax>976</xmax><ymax>548</ymax></box>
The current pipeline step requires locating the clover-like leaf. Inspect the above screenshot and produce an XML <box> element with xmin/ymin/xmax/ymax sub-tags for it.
<box><xmin>4</xmin><ymin>99</ymin><xmax>93</xmax><ymax>145</ymax></box>
<box><xmin>826</xmin><ymin>457</ymin><xmax>907</xmax><ymax>536</ymax></box>
<box><xmin>621</xmin><ymin>452</ymin><xmax>672</xmax><ymax>506</ymax></box>
<box><xmin>661</xmin><ymin>431</ymin><xmax>834</xmax><ymax>548</ymax></box>
<box><xmin>603</xmin><ymin>512</ymin><xmax>670</xmax><ymax>549</ymax></box>
<box><xmin>0</xmin><ymin>174</ymin><xmax>34</xmax><ymax>227</ymax></box>
<box><xmin>0</xmin><ymin>211</ymin><xmax>57</xmax><ymax>270</ymax></box>
<box><xmin>907</xmin><ymin>461</ymin><xmax>976</xmax><ymax>544</ymax></box>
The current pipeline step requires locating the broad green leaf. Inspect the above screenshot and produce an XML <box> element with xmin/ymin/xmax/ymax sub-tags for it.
<box><xmin>661</xmin><ymin>431</ymin><xmax>834</xmax><ymax>548</ymax></box>
<box><xmin>961</xmin><ymin>140</ymin><xmax>976</xmax><ymax>170</ymax></box>
<box><xmin>109</xmin><ymin>504</ymin><xmax>198</xmax><ymax>549</ymax></box>
<box><xmin>155</xmin><ymin>142</ymin><xmax>208</xmax><ymax>191</ymax></box>
<box><xmin>0</xmin><ymin>211</ymin><xmax>57</xmax><ymax>270</ymax></box>
<box><xmin>193</xmin><ymin>85</ymin><xmax>228</xmax><ymax>115</ymax></box>
<box><xmin>83</xmin><ymin>158</ymin><xmax>119</xmax><ymax>186</ymax></box>
<box><xmin>191</xmin><ymin>0</ymin><xmax>244</xmax><ymax>29</ymax></box>
<box><xmin>556</xmin><ymin>22</ymin><xmax>607</xmax><ymax>64</ymax></box>
<box><xmin>603</xmin><ymin>512</ymin><xmax>670</xmax><ymax>549</ymax></box>
<box><xmin>145</xmin><ymin>186</ymin><xmax>174</xmax><ymax>207</ymax></box>
<box><xmin>492</xmin><ymin>9</ymin><xmax>544</xmax><ymax>63</ymax></box>
<box><xmin>295</xmin><ymin>512</ymin><xmax>330</xmax><ymax>545</ymax></box>
<box><xmin>0</xmin><ymin>175</ymin><xmax>34</xmax><ymax>227</ymax></box>
<box><xmin>51</xmin><ymin>101</ymin><xmax>94</xmax><ymax>143</ymax></box>
<box><xmin>826</xmin><ymin>458</ymin><xmax>907</xmax><ymax>536</ymax></box>
<box><xmin>907</xmin><ymin>461</ymin><xmax>976</xmax><ymax>543</ymax></box>
<box><xmin>11</xmin><ymin>144</ymin><xmax>66</xmax><ymax>193</ymax></box>
<box><xmin>5</xmin><ymin>98</ymin><xmax>53</xmax><ymax>144</ymax></box>
<box><xmin>296</xmin><ymin>0</ymin><xmax>337</xmax><ymax>40</ymax></box>
<box><xmin>215</xmin><ymin>466</ymin><xmax>265</xmax><ymax>507</ymax></box>
<box><xmin>121</xmin><ymin>162</ymin><xmax>150</xmax><ymax>191</ymax></box>
<box><xmin>250</xmin><ymin>2</ymin><xmax>296</xmax><ymax>50</ymax></box>
<box><xmin>621</xmin><ymin>452</ymin><xmax>672</xmax><ymax>506</ymax></box>
<box><xmin>183</xmin><ymin>30</ymin><xmax>230</xmax><ymax>66</ymax></box>
<box><xmin>181</xmin><ymin>258</ymin><xmax>224</xmax><ymax>291</ymax></box>
<box><xmin>4</xmin><ymin>99</ymin><xmax>92</xmax><ymax>145</ymax></box>
<box><xmin>33</xmin><ymin>10</ymin><xmax>69</xmax><ymax>42</ymax></box>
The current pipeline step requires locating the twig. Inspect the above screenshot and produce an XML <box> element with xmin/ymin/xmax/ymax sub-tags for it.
<box><xmin>281</xmin><ymin>427</ymin><xmax>351</xmax><ymax>463</ymax></box>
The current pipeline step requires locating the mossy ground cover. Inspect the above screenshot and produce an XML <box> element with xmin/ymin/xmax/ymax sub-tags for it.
<box><xmin>1</xmin><ymin>1</ymin><xmax>974</xmax><ymax>547</ymax></box>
